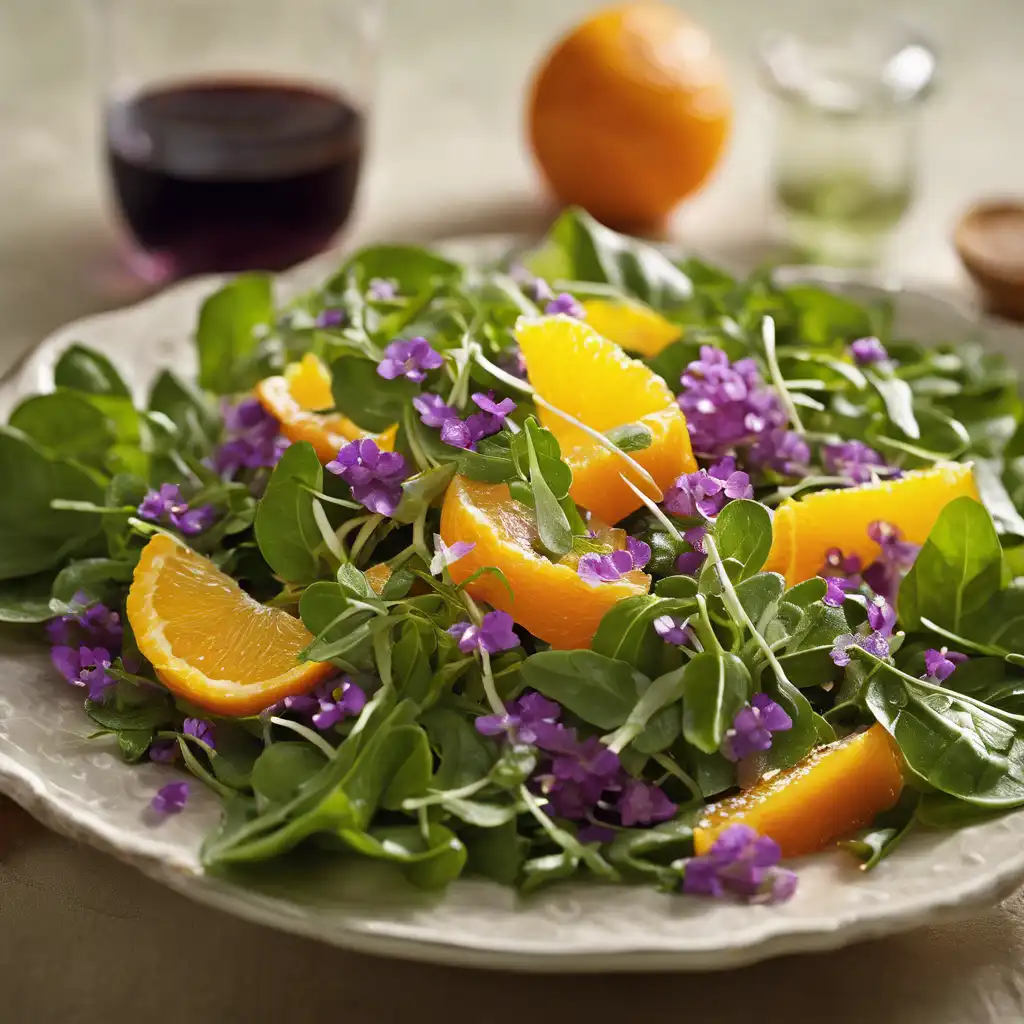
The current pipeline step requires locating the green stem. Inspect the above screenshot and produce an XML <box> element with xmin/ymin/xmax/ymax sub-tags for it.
<box><xmin>311</xmin><ymin>499</ymin><xmax>346</xmax><ymax>566</ymax></box>
<box><xmin>299</xmin><ymin>485</ymin><xmax>361</xmax><ymax>510</ymax></box>
<box><xmin>652</xmin><ymin>753</ymin><xmax>703</xmax><ymax>803</ymax></box>
<box><xmin>268</xmin><ymin>717</ymin><xmax>335</xmax><ymax>758</ymax></box>
<box><xmin>176</xmin><ymin>737</ymin><xmax>235</xmax><ymax>800</ymax></box>
<box><xmin>402</xmin><ymin>405</ymin><xmax>437</xmax><ymax>472</ymax></box>
<box><xmin>50</xmin><ymin>500</ymin><xmax>136</xmax><ymax>514</ymax></box>
<box><xmin>402</xmin><ymin>776</ymin><xmax>491</xmax><ymax>811</ymax></box>
<box><xmin>479</xmin><ymin>647</ymin><xmax>505</xmax><ymax>716</ymax></box>
<box><xmin>620</xmin><ymin>475</ymin><xmax>684</xmax><ymax>540</ymax></box>
<box><xmin>693</xmin><ymin>594</ymin><xmax>723</xmax><ymax>654</ymax></box>
<box><xmin>349</xmin><ymin>513</ymin><xmax>383</xmax><ymax>565</ymax></box>
<box><xmin>762</xmin><ymin>315</ymin><xmax>805</xmax><ymax>434</ymax></box>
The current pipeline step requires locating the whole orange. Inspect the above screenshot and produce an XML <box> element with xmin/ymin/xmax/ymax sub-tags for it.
<box><xmin>528</xmin><ymin>3</ymin><xmax>731</xmax><ymax>228</ymax></box>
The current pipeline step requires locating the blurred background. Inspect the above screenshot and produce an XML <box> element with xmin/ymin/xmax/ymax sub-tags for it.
<box><xmin>0</xmin><ymin>0</ymin><xmax>1021</xmax><ymax>373</ymax></box>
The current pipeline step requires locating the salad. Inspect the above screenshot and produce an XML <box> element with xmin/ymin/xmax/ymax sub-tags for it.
<box><xmin>6</xmin><ymin>208</ymin><xmax>1024</xmax><ymax>904</ymax></box>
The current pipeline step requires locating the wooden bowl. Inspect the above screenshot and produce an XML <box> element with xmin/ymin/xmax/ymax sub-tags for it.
<box><xmin>954</xmin><ymin>200</ymin><xmax>1024</xmax><ymax>321</ymax></box>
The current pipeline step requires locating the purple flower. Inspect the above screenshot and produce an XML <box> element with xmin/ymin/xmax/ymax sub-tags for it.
<box><xmin>866</xmin><ymin>596</ymin><xmax>897</xmax><ymax>637</ymax></box>
<box><xmin>51</xmin><ymin>645</ymin><xmax>117</xmax><ymax>702</ymax></box>
<box><xmin>264</xmin><ymin>676</ymin><xmax>367</xmax><ymax>731</ymax></box>
<box><xmin>498</xmin><ymin>345</ymin><xmax>529</xmax><ymax>380</ymax></box>
<box><xmin>137</xmin><ymin>482</ymin><xmax>216</xmax><ymax>536</ymax></box>
<box><xmin>577</xmin><ymin>824</ymin><xmax>617</xmax><ymax>844</ymax></box>
<box><xmin>923</xmin><ymin>647</ymin><xmax>968</xmax><ymax>682</ymax></box>
<box><xmin>377</xmin><ymin>337</ymin><xmax>443</xmax><ymax>384</ymax></box>
<box><xmin>664</xmin><ymin>470</ymin><xmax>724</xmax><ymax>519</ymax></box>
<box><xmin>675</xmin><ymin>525</ymin><xmax>708</xmax><ymax>575</ymax></box>
<box><xmin>863</xmin><ymin>521</ymin><xmax>920</xmax><ymax>604</ymax></box>
<box><xmin>822</xmin><ymin>576</ymin><xmax>852</xmax><ymax>607</ymax></box>
<box><xmin>545</xmin><ymin>293</ymin><xmax>585</xmax><ymax>318</ymax></box>
<box><xmin>183</xmin><ymin>717</ymin><xmax>216</xmax><ymax>750</ymax></box>
<box><xmin>577</xmin><ymin>538</ymin><xmax>649</xmax><ymax>585</ymax></box>
<box><xmin>748</xmin><ymin>428</ymin><xmax>811</xmax><ymax>477</ymax></box>
<box><xmin>475</xmin><ymin>691</ymin><xmax>564</xmax><ymax>747</ymax></box>
<box><xmin>430</xmin><ymin>535</ymin><xmax>476</xmax><ymax>575</ymax></box>
<box><xmin>709</xmin><ymin>456</ymin><xmax>754</xmax><ymax>500</ymax></box>
<box><xmin>413</xmin><ymin>393</ymin><xmax>458</xmax><ymax>428</ymax></box>
<box><xmin>617</xmin><ymin>779</ymin><xmax>677</xmax><ymax>827</ymax></box>
<box><xmin>823</xmin><ymin>441</ymin><xmax>889</xmax><ymax>484</ymax></box>
<box><xmin>820</xmin><ymin>547</ymin><xmax>863</xmax><ymax>581</ymax></box>
<box><xmin>850</xmin><ymin>336</ymin><xmax>889</xmax><ymax>366</ymax></box>
<box><xmin>546</xmin><ymin>736</ymin><xmax>622</xmax><ymax>820</ymax></box>
<box><xmin>653</xmin><ymin>614</ymin><xmax>693</xmax><ymax>646</ymax></box>
<box><xmin>367</xmin><ymin>277</ymin><xmax>398</xmax><ymax>301</ymax></box>
<box><xmin>148</xmin><ymin>739</ymin><xmax>179</xmax><ymax>764</ymax></box>
<box><xmin>326</xmin><ymin>438</ymin><xmax>408</xmax><ymax>516</ymax></box>
<box><xmin>831</xmin><ymin>630</ymin><xmax>891</xmax><ymax>667</ymax></box>
<box><xmin>46</xmin><ymin>593</ymin><xmax>123</xmax><ymax>651</ymax></box>
<box><xmin>439</xmin><ymin>392</ymin><xmax>516</xmax><ymax>450</ymax></box>
<box><xmin>315</xmin><ymin>308</ymin><xmax>345</xmax><ymax>328</ymax></box>
<box><xmin>721</xmin><ymin>693</ymin><xmax>793</xmax><ymax>762</ymax></box>
<box><xmin>449</xmin><ymin>610</ymin><xmax>520</xmax><ymax>655</ymax></box>
<box><xmin>683</xmin><ymin>824</ymin><xmax>797</xmax><ymax>903</ymax></box>
<box><xmin>151</xmin><ymin>781</ymin><xmax>189</xmax><ymax>815</ymax></box>
<box><xmin>440</xmin><ymin>418</ymin><xmax>474</xmax><ymax>449</ymax></box>
<box><xmin>212</xmin><ymin>398</ymin><xmax>289</xmax><ymax>477</ymax></box>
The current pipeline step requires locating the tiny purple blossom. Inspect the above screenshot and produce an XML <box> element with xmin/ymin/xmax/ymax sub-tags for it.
<box><xmin>546</xmin><ymin>736</ymin><xmax>622</xmax><ymax>820</ymax></box>
<box><xmin>721</xmin><ymin>693</ymin><xmax>793</xmax><ymax>762</ymax></box>
<box><xmin>545</xmin><ymin>293</ymin><xmax>585</xmax><ymax>318</ymax></box>
<box><xmin>326</xmin><ymin>438</ymin><xmax>408</xmax><ymax>516</ymax></box>
<box><xmin>46</xmin><ymin>594</ymin><xmax>123</xmax><ymax>652</ymax></box>
<box><xmin>664</xmin><ymin>469</ymin><xmax>724</xmax><ymax>519</ymax></box>
<box><xmin>448</xmin><ymin>610</ymin><xmax>520</xmax><ymax>655</ymax></box>
<box><xmin>831</xmin><ymin>630</ymin><xmax>891</xmax><ymax>667</ymax></box>
<box><xmin>822</xmin><ymin>576</ymin><xmax>852</xmax><ymax>607</ymax></box>
<box><xmin>708</xmin><ymin>456</ymin><xmax>754</xmax><ymax>500</ymax></box>
<box><xmin>151</xmin><ymin>781</ymin><xmax>189</xmax><ymax>815</ymax></box>
<box><xmin>823</xmin><ymin>441</ymin><xmax>889</xmax><ymax>484</ymax></box>
<box><xmin>148</xmin><ymin>739</ymin><xmax>178</xmax><ymax>764</ymax></box>
<box><xmin>866</xmin><ymin>596</ymin><xmax>897</xmax><ymax>637</ymax></box>
<box><xmin>377</xmin><ymin>337</ymin><xmax>443</xmax><ymax>384</ymax></box>
<box><xmin>213</xmin><ymin>398</ymin><xmax>290</xmax><ymax>477</ymax></box>
<box><xmin>577</xmin><ymin>540</ymin><xmax>649</xmax><ymax>586</ymax></box>
<box><xmin>821</xmin><ymin>547</ymin><xmax>863</xmax><ymax>580</ymax></box>
<box><xmin>923</xmin><ymin>647</ymin><xmax>968</xmax><ymax>682</ymax></box>
<box><xmin>863</xmin><ymin>521</ymin><xmax>920</xmax><ymax>604</ymax></box>
<box><xmin>413</xmin><ymin>393</ymin><xmax>458</xmax><ymax>428</ymax></box>
<box><xmin>475</xmin><ymin>691</ymin><xmax>563</xmax><ymax>747</ymax></box>
<box><xmin>440</xmin><ymin>418</ymin><xmax>474</xmax><ymax>449</ymax></box>
<box><xmin>461</xmin><ymin>391</ymin><xmax>517</xmax><ymax>442</ymax></box>
<box><xmin>51</xmin><ymin>645</ymin><xmax>117</xmax><ymax>702</ymax></box>
<box><xmin>617</xmin><ymin>779</ymin><xmax>677</xmax><ymax>827</ymax></box>
<box><xmin>675</xmin><ymin>525</ymin><xmax>708</xmax><ymax>575</ymax></box>
<box><xmin>315</xmin><ymin>308</ymin><xmax>345</xmax><ymax>328</ymax></box>
<box><xmin>683</xmin><ymin>824</ymin><xmax>797</xmax><ymax>902</ymax></box>
<box><xmin>170</xmin><ymin>503</ymin><xmax>217</xmax><ymax>536</ymax></box>
<box><xmin>850</xmin><ymin>336</ymin><xmax>890</xmax><ymax>366</ymax></box>
<box><xmin>367</xmin><ymin>277</ymin><xmax>398</xmax><ymax>301</ymax></box>
<box><xmin>430</xmin><ymin>535</ymin><xmax>476</xmax><ymax>575</ymax></box>
<box><xmin>471</xmin><ymin>391</ymin><xmax>517</xmax><ymax>420</ymax></box>
<box><xmin>311</xmin><ymin>677</ymin><xmax>367</xmax><ymax>731</ymax></box>
<box><xmin>137</xmin><ymin>482</ymin><xmax>216</xmax><ymax>536</ymax></box>
<box><xmin>653</xmin><ymin>614</ymin><xmax>692</xmax><ymax>646</ymax></box>
<box><xmin>748</xmin><ymin>428</ymin><xmax>811</xmax><ymax>477</ymax></box>
<box><xmin>183</xmin><ymin>717</ymin><xmax>216</xmax><ymax>750</ymax></box>
<box><xmin>138</xmin><ymin>482</ymin><xmax>181</xmax><ymax>522</ymax></box>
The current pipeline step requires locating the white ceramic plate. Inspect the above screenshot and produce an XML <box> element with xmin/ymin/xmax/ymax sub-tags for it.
<box><xmin>3</xmin><ymin>240</ymin><xmax>1024</xmax><ymax>973</ymax></box>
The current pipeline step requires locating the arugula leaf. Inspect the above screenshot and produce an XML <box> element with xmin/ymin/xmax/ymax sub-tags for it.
<box><xmin>196</xmin><ymin>275</ymin><xmax>274</xmax><ymax>394</ymax></box>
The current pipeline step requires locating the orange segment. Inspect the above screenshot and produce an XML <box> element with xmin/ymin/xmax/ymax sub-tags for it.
<box><xmin>516</xmin><ymin>315</ymin><xmax>696</xmax><ymax>524</ymax></box>
<box><xmin>582</xmin><ymin>299</ymin><xmax>680</xmax><ymax>357</ymax></box>
<box><xmin>764</xmin><ymin>463</ymin><xmax>980</xmax><ymax>585</ymax></box>
<box><xmin>440</xmin><ymin>475</ymin><xmax>649</xmax><ymax>649</ymax></box>
<box><xmin>694</xmin><ymin>725</ymin><xmax>904</xmax><ymax>858</ymax></box>
<box><xmin>126</xmin><ymin>534</ymin><xmax>333</xmax><ymax>716</ymax></box>
<box><xmin>255</xmin><ymin>353</ymin><xmax>397</xmax><ymax>464</ymax></box>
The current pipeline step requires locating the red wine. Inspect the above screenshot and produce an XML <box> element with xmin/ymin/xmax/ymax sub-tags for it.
<box><xmin>106</xmin><ymin>79</ymin><xmax>364</xmax><ymax>276</ymax></box>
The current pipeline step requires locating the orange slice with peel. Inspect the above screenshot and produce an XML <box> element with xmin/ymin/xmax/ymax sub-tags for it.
<box><xmin>126</xmin><ymin>533</ymin><xmax>332</xmax><ymax>716</ymax></box>
<box><xmin>516</xmin><ymin>315</ymin><xmax>696</xmax><ymax>524</ymax></box>
<box><xmin>581</xmin><ymin>299</ymin><xmax>680</xmax><ymax>357</ymax></box>
<box><xmin>255</xmin><ymin>353</ymin><xmax>397</xmax><ymax>464</ymax></box>
<box><xmin>694</xmin><ymin>725</ymin><xmax>904</xmax><ymax>858</ymax></box>
<box><xmin>440</xmin><ymin>475</ymin><xmax>649</xmax><ymax>649</ymax></box>
<box><xmin>764</xmin><ymin>463</ymin><xmax>980</xmax><ymax>586</ymax></box>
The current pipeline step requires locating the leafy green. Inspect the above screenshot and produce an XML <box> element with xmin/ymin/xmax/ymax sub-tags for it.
<box><xmin>196</xmin><ymin>275</ymin><xmax>274</xmax><ymax>394</ymax></box>
<box><xmin>681</xmin><ymin>652</ymin><xmax>751</xmax><ymax>754</ymax></box>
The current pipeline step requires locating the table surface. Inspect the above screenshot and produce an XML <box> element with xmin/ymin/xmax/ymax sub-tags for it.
<box><xmin>2</xmin><ymin>1</ymin><xmax>1024</xmax><ymax>1021</ymax></box>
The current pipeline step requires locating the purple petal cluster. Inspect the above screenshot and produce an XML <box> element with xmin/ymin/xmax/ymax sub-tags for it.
<box><xmin>862</xmin><ymin>520</ymin><xmax>920</xmax><ymax>604</ymax></box>
<box><xmin>476</xmin><ymin>692</ymin><xmax>564</xmax><ymax>747</ymax></box>
<box><xmin>315</xmin><ymin>308</ymin><xmax>345</xmax><ymax>328</ymax></box>
<box><xmin>923</xmin><ymin>647</ymin><xmax>968</xmax><ymax>682</ymax></box>
<box><xmin>183</xmin><ymin>717</ymin><xmax>216</xmax><ymax>750</ymax></box>
<box><xmin>653</xmin><ymin>614</ymin><xmax>693</xmax><ymax>646</ymax></box>
<box><xmin>440</xmin><ymin>391</ymin><xmax>516</xmax><ymax>450</ymax></box>
<box><xmin>820</xmin><ymin>547</ymin><xmax>863</xmax><ymax>582</ymax></box>
<box><xmin>263</xmin><ymin>676</ymin><xmax>367</xmax><ymax>732</ymax></box>
<box><xmin>850</xmin><ymin>336</ymin><xmax>890</xmax><ymax>366</ymax></box>
<box><xmin>546</xmin><ymin>735</ymin><xmax>625</xmax><ymax>819</ymax></box>
<box><xmin>822</xmin><ymin>576</ymin><xmax>852</xmax><ymax>607</ymax></box>
<box><xmin>430</xmin><ymin>535</ymin><xmax>476</xmax><ymax>575</ymax></box>
<box><xmin>51</xmin><ymin>645</ymin><xmax>117</xmax><ymax>702</ymax></box>
<box><xmin>545</xmin><ymin>293</ymin><xmax>585</xmax><ymax>318</ymax></box>
<box><xmin>138</xmin><ymin>483</ymin><xmax>217</xmax><ymax>536</ymax></box>
<box><xmin>577</xmin><ymin>536</ymin><xmax>651</xmax><ymax>586</ymax></box>
<box><xmin>449</xmin><ymin>610</ymin><xmax>520</xmax><ymax>655</ymax></box>
<box><xmin>683</xmin><ymin>824</ymin><xmax>797</xmax><ymax>903</ymax></box>
<box><xmin>747</xmin><ymin>428</ymin><xmax>811</xmax><ymax>477</ymax></box>
<box><xmin>721</xmin><ymin>693</ymin><xmax>793</xmax><ymax>762</ymax></box>
<box><xmin>212</xmin><ymin>397</ymin><xmax>289</xmax><ymax>478</ymax></box>
<box><xmin>377</xmin><ymin>337</ymin><xmax>443</xmax><ymax>384</ymax></box>
<box><xmin>617</xmin><ymin>779</ymin><xmax>678</xmax><ymax>828</ymax></box>
<box><xmin>151</xmin><ymin>781</ymin><xmax>189</xmax><ymax>815</ymax></box>
<box><xmin>664</xmin><ymin>457</ymin><xmax>753</xmax><ymax>520</ymax></box>
<box><xmin>510</xmin><ymin>265</ymin><xmax>554</xmax><ymax>305</ymax></box>
<box><xmin>866</xmin><ymin>596</ymin><xmax>897</xmax><ymax>636</ymax></box>
<box><xmin>413</xmin><ymin>393</ymin><xmax>458</xmax><ymax>428</ymax></box>
<box><xmin>831</xmin><ymin>630</ymin><xmax>891</xmax><ymax>667</ymax></box>
<box><xmin>327</xmin><ymin>438</ymin><xmax>408</xmax><ymax>516</ymax></box>
<box><xmin>148</xmin><ymin>739</ymin><xmax>179</xmax><ymax>764</ymax></box>
<box><xmin>675</xmin><ymin>525</ymin><xmax>708</xmax><ymax>575</ymax></box>
<box><xmin>367</xmin><ymin>277</ymin><xmax>398</xmax><ymax>301</ymax></box>
<box><xmin>47</xmin><ymin>592</ymin><xmax>123</xmax><ymax>651</ymax></box>
<box><xmin>822</xmin><ymin>440</ymin><xmax>889</xmax><ymax>484</ymax></box>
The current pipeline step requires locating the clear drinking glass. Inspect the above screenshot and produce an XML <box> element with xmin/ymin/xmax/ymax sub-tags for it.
<box><xmin>89</xmin><ymin>0</ymin><xmax>380</xmax><ymax>280</ymax></box>
<box><xmin>759</xmin><ymin>19</ymin><xmax>936</xmax><ymax>266</ymax></box>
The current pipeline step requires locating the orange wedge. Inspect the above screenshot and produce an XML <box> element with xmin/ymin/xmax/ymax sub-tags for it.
<box><xmin>516</xmin><ymin>315</ymin><xmax>696</xmax><ymax>524</ymax></box>
<box><xmin>581</xmin><ymin>299</ymin><xmax>680</xmax><ymax>357</ymax></box>
<box><xmin>694</xmin><ymin>725</ymin><xmax>904</xmax><ymax>858</ymax></box>
<box><xmin>255</xmin><ymin>353</ymin><xmax>397</xmax><ymax>464</ymax></box>
<box><xmin>440</xmin><ymin>475</ymin><xmax>649</xmax><ymax>649</ymax></box>
<box><xmin>764</xmin><ymin>463</ymin><xmax>980</xmax><ymax>586</ymax></box>
<box><xmin>126</xmin><ymin>534</ymin><xmax>333</xmax><ymax>716</ymax></box>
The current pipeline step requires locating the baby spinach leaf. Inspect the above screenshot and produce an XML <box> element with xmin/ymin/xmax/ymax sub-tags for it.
<box><xmin>0</xmin><ymin>572</ymin><xmax>55</xmax><ymax>622</ymax></box>
<box><xmin>605</xmin><ymin>664</ymin><xmax>687</xmax><ymax>753</ymax></box>
<box><xmin>972</xmin><ymin>458</ymin><xmax>1024</xmax><ymax>540</ymax></box>
<box><xmin>840</xmin><ymin>792</ymin><xmax>918</xmax><ymax>870</ymax></box>
<box><xmin>338</xmin><ymin>823</ymin><xmax>467</xmax><ymax>889</ymax></box>
<box><xmin>148</xmin><ymin>370</ymin><xmax>219</xmax><ymax>450</ymax></box>
<box><xmin>708</xmin><ymin>499</ymin><xmax>773</xmax><ymax>580</ymax></box>
<box><xmin>254</xmin><ymin>441</ymin><xmax>323</xmax><ymax>584</ymax></box>
<box><xmin>328</xmin><ymin>244</ymin><xmax>463</xmax><ymax>296</ymax></box>
<box><xmin>607</xmin><ymin>815</ymin><xmax>697</xmax><ymax>884</ymax></box>
<box><xmin>9</xmin><ymin>392</ymin><xmax>116</xmax><ymax>467</ymax></box>
<box><xmin>330</xmin><ymin>356</ymin><xmax>418</xmax><ymax>432</ymax></box>
<box><xmin>591</xmin><ymin>594</ymin><xmax>693</xmax><ymax>678</ymax></box>
<box><xmin>298</xmin><ymin>582</ymin><xmax>376</xmax><ymax>663</ymax></box>
<box><xmin>681</xmin><ymin>651</ymin><xmax>751</xmax><ymax>754</ymax></box>
<box><xmin>196</xmin><ymin>274</ymin><xmax>274</xmax><ymax>394</ymax></box>
<box><xmin>380</xmin><ymin>725</ymin><xmax>433</xmax><ymax>809</ymax></box>
<box><xmin>0</xmin><ymin>427</ymin><xmax>105</xmax><ymax>580</ymax></box>
<box><xmin>391</xmin><ymin>618</ymin><xmax>437</xmax><ymax>705</ymax></box>
<box><xmin>520</xmin><ymin>850</ymin><xmax>579</xmax><ymax>893</ymax></box>
<box><xmin>423</xmin><ymin>708</ymin><xmax>497</xmax><ymax>790</ymax></box>
<box><xmin>633</xmin><ymin>705</ymin><xmax>682</xmax><ymax>754</ymax></box>
<box><xmin>523</xmin><ymin>419</ymin><xmax>572</xmax><ymax>557</ymax></box>
<box><xmin>53</xmin><ymin>344</ymin><xmax>131</xmax><ymax>397</ymax></box>
<box><xmin>463</xmin><ymin>819</ymin><xmax>527</xmax><ymax>885</ymax></box>
<box><xmin>252</xmin><ymin>743</ymin><xmax>327</xmax><ymax>805</ymax></box>
<box><xmin>762</xmin><ymin>677</ymin><xmax>820</xmax><ymax>769</ymax></box>
<box><xmin>734</xmin><ymin>572</ymin><xmax>785</xmax><ymax>627</ymax></box>
<box><xmin>867</xmin><ymin>370</ymin><xmax>919</xmax><ymax>439</ymax></box>
<box><xmin>520</xmin><ymin>650</ymin><xmax>646</xmax><ymax>729</ymax></box>
<box><xmin>51</xmin><ymin>557</ymin><xmax>136</xmax><ymax>609</ymax></box>
<box><xmin>899</xmin><ymin>496</ymin><xmax>1002</xmax><ymax>632</ymax></box>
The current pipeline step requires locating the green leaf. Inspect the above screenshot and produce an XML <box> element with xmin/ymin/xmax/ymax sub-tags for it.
<box><xmin>50</xmin><ymin>558</ymin><xmax>135</xmax><ymax>609</ymax></box>
<box><xmin>330</xmin><ymin>357</ymin><xmax>417</xmax><ymax>432</ymax></box>
<box><xmin>9</xmin><ymin>392</ymin><xmax>117</xmax><ymax>466</ymax></box>
<box><xmin>148</xmin><ymin>370</ymin><xmax>218</xmax><ymax>449</ymax></box>
<box><xmin>53</xmin><ymin>344</ymin><xmax>131</xmax><ymax>396</ymax></box>
<box><xmin>338</xmin><ymin>823</ymin><xmax>467</xmax><ymax>889</ymax></box>
<box><xmin>84</xmin><ymin>695</ymin><xmax>174</xmax><ymax>732</ymax></box>
<box><xmin>973</xmin><ymin>458</ymin><xmax>1024</xmax><ymax>539</ymax></box>
<box><xmin>380</xmin><ymin>725</ymin><xmax>433</xmax><ymax>809</ymax></box>
<box><xmin>327</xmin><ymin>244</ymin><xmax>463</xmax><ymax>297</ymax></box>
<box><xmin>0</xmin><ymin>427</ymin><xmax>105</xmax><ymax>580</ymax></box>
<box><xmin>762</xmin><ymin>676</ymin><xmax>819</xmax><ymax>769</ymax></box>
<box><xmin>681</xmin><ymin>651</ymin><xmax>751</xmax><ymax>753</ymax></box>
<box><xmin>520</xmin><ymin>650</ymin><xmax>646</xmax><ymax>729</ymax></box>
<box><xmin>0</xmin><ymin>572</ymin><xmax>55</xmax><ymax>623</ymax></box>
<box><xmin>252</xmin><ymin>743</ymin><xmax>330</xmax><ymax>806</ymax></box>
<box><xmin>423</xmin><ymin>708</ymin><xmax>496</xmax><ymax>790</ymax></box>
<box><xmin>867</xmin><ymin>370</ymin><xmax>920</xmax><ymax>439</ymax></box>
<box><xmin>254</xmin><ymin>442</ymin><xmax>323</xmax><ymax>584</ymax></box>
<box><xmin>708</xmin><ymin>499</ymin><xmax>773</xmax><ymax>580</ymax></box>
<box><xmin>607</xmin><ymin>815</ymin><xmax>697</xmax><ymax>883</ymax></box>
<box><xmin>899</xmin><ymin>496</ymin><xmax>1002</xmax><ymax>632</ymax></box>
<box><xmin>298</xmin><ymin>582</ymin><xmax>375</xmax><ymax>663</ymax></box>
<box><xmin>520</xmin><ymin>850</ymin><xmax>579</xmax><ymax>893</ymax></box>
<box><xmin>605</xmin><ymin>664</ymin><xmax>688</xmax><ymax>753</ymax></box>
<box><xmin>604</xmin><ymin>422</ymin><xmax>653</xmax><ymax>453</ymax></box>
<box><xmin>839</xmin><ymin>790</ymin><xmax>919</xmax><ymax>869</ymax></box>
<box><xmin>391</xmin><ymin>463</ymin><xmax>455</xmax><ymax>524</ymax></box>
<box><xmin>464</xmin><ymin>819</ymin><xmax>526</xmax><ymax>885</ymax></box>
<box><xmin>117</xmin><ymin>729</ymin><xmax>153</xmax><ymax>762</ymax></box>
<box><xmin>196</xmin><ymin>275</ymin><xmax>274</xmax><ymax>394</ymax></box>
<box><xmin>523</xmin><ymin>419</ymin><xmax>573</xmax><ymax>557</ymax></box>
<box><xmin>440</xmin><ymin>796</ymin><xmax>518</xmax><ymax>828</ymax></box>
<box><xmin>591</xmin><ymin>594</ymin><xmax>693</xmax><ymax>677</ymax></box>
